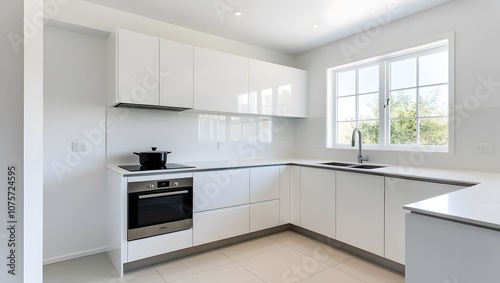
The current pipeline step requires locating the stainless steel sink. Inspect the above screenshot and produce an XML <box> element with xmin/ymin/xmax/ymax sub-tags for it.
<box><xmin>319</xmin><ymin>162</ymin><xmax>386</xmax><ymax>170</ymax></box>
<box><xmin>320</xmin><ymin>162</ymin><xmax>357</xmax><ymax>167</ymax></box>
<box><xmin>350</xmin><ymin>164</ymin><xmax>386</xmax><ymax>170</ymax></box>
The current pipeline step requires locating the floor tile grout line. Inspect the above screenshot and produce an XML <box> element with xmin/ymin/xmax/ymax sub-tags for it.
<box><xmin>153</xmin><ymin>250</ymin><xmax>235</xmax><ymax>282</ymax></box>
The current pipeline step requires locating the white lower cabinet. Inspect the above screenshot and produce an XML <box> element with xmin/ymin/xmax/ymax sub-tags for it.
<box><xmin>250</xmin><ymin>200</ymin><xmax>280</xmax><ymax>232</ymax></box>
<box><xmin>250</xmin><ymin>166</ymin><xmax>280</xmax><ymax>203</ymax></box>
<box><xmin>336</xmin><ymin>172</ymin><xmax>385</xmax><ymax>256</ymax></box>
<box><xmin>300</xmin><ymin>167</ymin><xmax>335</xmax><ymax>238</ymax></box>
<box><xmin>279</xmin><ymin>166</ymin><xmax>291</xmax><ymax>224</ymax></box>
<box><xmin>193</xmin><ymin>169</ymin><xmax>249</xmax><ymax>212</ymax></box>
<box><xmin>290</xmin><ymin>166</ymin><xmax>301</xmax><ymax>226</ymax></box>
<box><xmin>406</xmin><ymin>213</ymin><xmax>500</xmax><ymax>282</ymax></box>
<box><xmin>127</xmin><ymin>229</ymin><xmax>193</xmax><ymax>262</ymax></box>
<box><xmin>385</xmin><ymin>177</ymin><xmax>466</xmax><ymax>264</ymax></box>
<box><xmin>193</xmin><ymin>205</ymin><xmax>250</xmax><ymax>246</ymax></box>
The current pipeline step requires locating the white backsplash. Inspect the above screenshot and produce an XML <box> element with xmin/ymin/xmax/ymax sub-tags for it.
<box><xmin>106</xmin><ymin>108</ymin><xmax>295</xmax><ymax>165</ymax></box>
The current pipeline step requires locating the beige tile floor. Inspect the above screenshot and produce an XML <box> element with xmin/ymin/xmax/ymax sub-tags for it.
<box><xmin>44</xmin><ymin>231</ymin><xmax>404</xmax><ymax>283</ymax></box>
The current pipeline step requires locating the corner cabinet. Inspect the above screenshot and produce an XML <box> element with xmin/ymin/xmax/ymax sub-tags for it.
<box><xmin>249</xmin><ymin>59</ymin><xmax>307</xmax><ymax>117</ymax></box>
<box><xmin>384</xmin><ymin>177</ymin><xmax>466</xmax><ymax>264</ymax></box>
<box><xmin>336</xmin><ymin>172</ymin><xmax>385</xmax><ymax>256</ymax></box>
<box><xmin>107</xmin><ymin>29</ymin><xmax>194</xmax><ymax>110</ymax></box>
<box><xmin>193</xmin><ymin>47</ymin><xmax>250</xmax><ymax>113</ymax></box>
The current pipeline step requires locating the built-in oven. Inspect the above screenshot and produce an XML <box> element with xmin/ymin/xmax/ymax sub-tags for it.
<box><xmin>127</xmin><ymin>176</ymin><xmax>193</xmax><ymax>241</ymax></box>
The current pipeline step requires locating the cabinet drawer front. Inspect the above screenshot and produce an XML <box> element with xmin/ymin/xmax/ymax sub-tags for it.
<box><xmin>193</xmin><ymin>205</ymin><xmax>250</xmax><ymax>246</ymax></box>
<box><xmin>250</xmin><ymin>166</ymin><xmax>280</xmax><ymax>203</ymax></box>
<box><xmin>193</xmin><ymin>169</ymin><xmax>249</xmax><ymax>212</ymax></box>
<box><xmin>127</xmin><ymin>229</ymin><xmax>193</xmax><ymax>262</ymax></box>
<box><xmin>250</xmin><ymin>200</ymin><xmax>280</xmax><ymax>232</ymax></box>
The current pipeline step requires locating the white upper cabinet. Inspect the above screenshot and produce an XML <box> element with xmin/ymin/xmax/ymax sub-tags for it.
<box><xmin>194</xmin><ymin>47</ymin><xmax>250</xmax><ymax>113</ymax></box>
<box><xmin>159</xmin><ymin>38</ymin><xmax>194</xmax><ymax>109</ymax></box>
<box><xmin>114</xmin><ymin>29</ymin><xmax>160</xmax><ymax>106</ymax></box>
<box><xmin>249</xmin><ymin>59</ymin><xmax>308</xmax><ymax>117</ymax></box>
<box><xmin>336</xmin><ymin>172</ymin><xmax>385</xmax><ymax>256</ymax></box>
<box><xmin>108</xmin><ymin>29</ymin><xmax>194</xmax><ymax>110</ymax></box>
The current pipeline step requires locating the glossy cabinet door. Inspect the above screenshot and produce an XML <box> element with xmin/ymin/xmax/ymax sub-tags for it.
<box><xmin>249</xmin><ymin>59</ymin><xmax>307</xmax><ymax>117</ymax></box>
<box><xmin>279</xmin><ymin>166</ymin><xmax>291</xmax><ymax>224</ymax></box>
<box><xmin>193</xmin><ymin>169</ymin><xmax>250</xmax><ymax>212</ymax></box>
<box><xmin>250</xmin><ymin>200</ymin><xmax>280</xmax><ymax>232</ymax></box>
<box><xmin>385</xmin><ymin>178</ymin><xmax>466</xmax><ymax>264</ymax></box>
<box><xmin>117</xmin><ymin>29</ymin><xmax>160</xmax><ymax>105</ymax></box>
<box><xmin>159</xmin><ymin>38</ymin><xmax>194</xmax><ymax>108</ymax></box>
<box><xmin>194</xmin><ymin>47</ymin><xmax>249</xmax><ymax>113</ymax></box>
<box><xmin>250</xmin><ymin>166</ymin><xmax>280</xmax><ymax>203</ymax></box>
<box><xmin>336</xmin><ymin>172</ymin><xmax>385</xmax><ymax>256</ymax></box>
<box><xmin>290</xmin><ymin>166</ymin><xmax>301</xmax><ymax>226</ymax></box>
<box><xmin>300</xmin><ymin>167</ymin><xmax>335</xmax><ymax>238</ymax></box>
<box><xmin>193</xmin><ymin>205</ymin><xmax>250</xmax><ymax>246</ymax></box>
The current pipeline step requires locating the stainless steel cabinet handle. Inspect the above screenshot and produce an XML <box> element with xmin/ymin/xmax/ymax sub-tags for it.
<box><xmin>138</xmin><ymin>190</ymin><xmax>189</xmax><ymax>199</ymax></box>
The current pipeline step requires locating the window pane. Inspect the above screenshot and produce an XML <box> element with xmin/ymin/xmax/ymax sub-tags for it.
<box><xmin>337</xmin><ymin>122</ymin><xmax>355</xmax><ymax>144</ymax></box>
<box><xmin>419</xmin><ymin>85</ymin><xmax>448</xmax><ymax>117</ymax></box>
<box><xmin>359</xmin><ymin>121</ymin><xmax>379</xmax><ymax>144</ymax></box>
<box><xmin>390</xmin><ymin>119</ymin><xmax>417</xmax><ymax>145</ymax></box>
<box><xmin>390</xmin><ymin>58</ymin><xmax>417</xmax><ymax>90</ymax></box>
<box><xmin>337</xmin><ymin>70</ymin><xmax>356</xmax><ymax>97</ymax></box>
<box><xmin>420</xmin><ymin>118</ymin><xmax>448</xmax><ymax>145</ymax></box>
<box><xmin>419</xmin><ymin>51</ymin><xmax>448</xmax><ymax>86</ymax></box>
<box><xmin>358</xmin><ymin>65</ymin><xmax>379</xmax><ymax>94</ymax></box>
<box><xmin>337</xmin><ymin>96</ymin><xmax>356</xmax><ymax>121</ymax></box>
<box><xmin>359</xmin><ymin>93</ymin><xmax>379</xmax><ymax>120</ymax></box>
<box><xmin>390</xmin><ymin>89</ymin><xmax>417</xmax><ymax>118</ymax></box>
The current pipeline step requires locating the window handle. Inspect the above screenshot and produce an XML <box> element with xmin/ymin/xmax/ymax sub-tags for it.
<box><xmin>384</xmin><ymin>98</ymin><xmax>390</xmax><ymax>108</ymax></box>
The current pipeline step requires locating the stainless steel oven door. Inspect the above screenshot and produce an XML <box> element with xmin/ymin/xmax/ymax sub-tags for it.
<box><xmin>128</xmin><ymin>177</ymin><xmax>193</xmax><ymax>241</ymax></box>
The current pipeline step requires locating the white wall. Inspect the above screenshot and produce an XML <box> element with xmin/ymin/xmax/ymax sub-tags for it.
<box><xmin>43</xmin><ymin>27</ymin><xmax>108</xmax><ymax>263</ymax></box>
<box><xmin>294</xmin><ymin>0</ymin><xmax>500</xmax><ymax>172</ymax></box>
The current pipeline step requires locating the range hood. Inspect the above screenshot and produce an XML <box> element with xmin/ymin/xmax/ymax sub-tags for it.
<box><xmin>113</xmin><ymin>103</ymin><xmax>191</xmax><ymax>112</ymax></box>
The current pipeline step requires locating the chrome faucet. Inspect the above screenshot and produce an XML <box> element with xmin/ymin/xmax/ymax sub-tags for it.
<box><xmin>351</xmin><ymin>128</ymin><xmax>369</xmax><ymax>163</ymax></box>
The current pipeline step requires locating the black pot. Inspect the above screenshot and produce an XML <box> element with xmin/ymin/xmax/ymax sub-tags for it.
<box><xmin>133</xmin><ymin>147</ymin><xmax>172</xmax><ymax>168</ymax></box>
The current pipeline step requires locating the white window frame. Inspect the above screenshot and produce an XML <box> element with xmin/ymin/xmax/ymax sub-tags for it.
<box><xmin>326</xmin><ymin>34</ymin><xmax>455</xmax><ymax>153</ymax></box>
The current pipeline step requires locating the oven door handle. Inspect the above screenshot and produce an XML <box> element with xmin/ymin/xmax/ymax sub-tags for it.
<box><xmin>138</xmin><ymin>190</ymin><xmax>189</xmax><ymax>199</ymax></box>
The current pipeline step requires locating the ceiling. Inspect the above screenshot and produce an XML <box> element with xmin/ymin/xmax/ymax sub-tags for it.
<box><xmin>85</xmin><ymin>0</ymin><xmax>453</xmax><ymax>55</ymax></box>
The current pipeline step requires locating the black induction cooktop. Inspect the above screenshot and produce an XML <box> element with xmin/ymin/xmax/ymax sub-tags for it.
<box><xmin>119</xmin><ymin>163</ymin><xmax>195</xmax><ymax>172</ymax></box>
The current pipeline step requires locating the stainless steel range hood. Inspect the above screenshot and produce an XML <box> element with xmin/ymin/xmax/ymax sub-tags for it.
<box><xmin>113</xmin><ymin>103</ymin><xmax>191</xmax><ymax>112</ymax></box>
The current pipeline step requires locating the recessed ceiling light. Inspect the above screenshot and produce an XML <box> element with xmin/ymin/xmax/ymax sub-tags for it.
<box><xmin>312</xmin><ymin>25</ymin><xmax>320</xmax><ymax>29</ymax></box>
<box><xmin>234</xmin><ymin>11</ymin><xmax>242</xmax><ymax>16</ymax></box>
